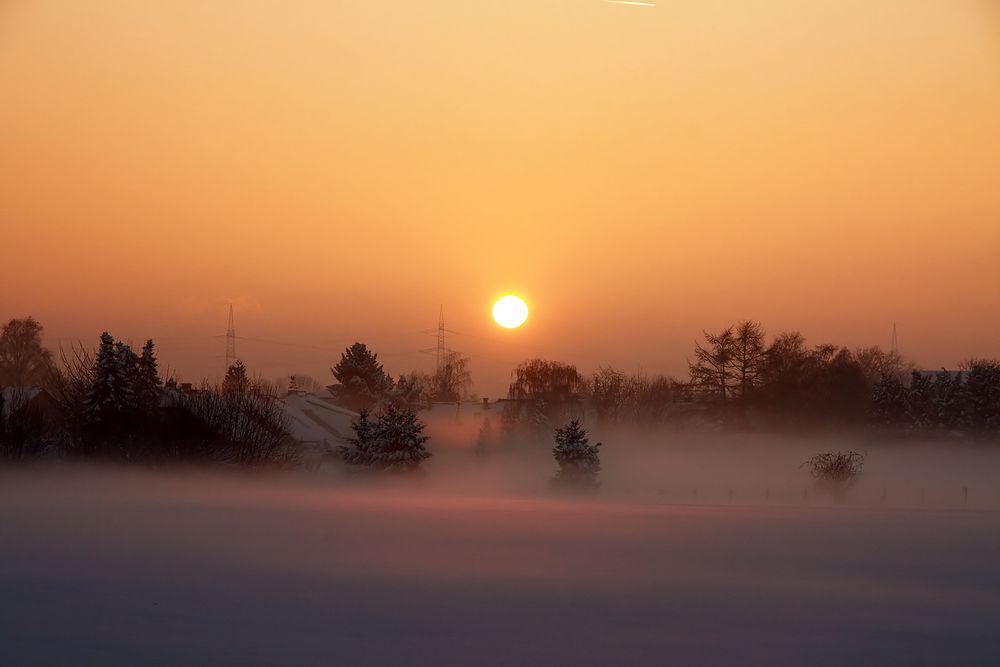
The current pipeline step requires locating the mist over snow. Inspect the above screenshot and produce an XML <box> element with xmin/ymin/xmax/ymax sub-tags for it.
<box><xmin>2</xmin><ymin>429</ymin><xmax>1000</xmax><ymax>665</ymax></box>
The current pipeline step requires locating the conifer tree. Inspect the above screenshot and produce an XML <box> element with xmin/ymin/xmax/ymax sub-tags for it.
<box><xmin>113</xmin><ymin>341</ymin><xmax>139</xmax><ymax>415</ymax></box>
<box><xmin>552</xmin><ymin>419</ymin><xmax>602</xmax><ymax>488</ymax></box>
<box><xmin>963</xmin><ymin>360</ymin><xmax>1000</xmax><ymax>433</ymax></box>
<box><xmin>223</xmin><ymin>360</ymin><xmax>250</xmax><ymax>394</ymax></box>
<box><xmin>329</xmin><ymin>342</ymin><xmax>392</xmax><ymax>411</ymax></box>
<box><xmin>339</xmin><ymin>405</ymin><xmax>431</xmax><ymax>471</ymax></box>
<box><xmin>339</xmin><ymin>408</ymin><xmax>376</xmax><ymax>466</ymax></box>
<box><xmin>136</xmin><ymin>339</ymin><xmax>162</xmax><ymax>412</ymax></box>
<box><xmin>87</xmin><ymin>332</ymin><xmax>119</xmax><ymax>426</ymax></box>
<box><xmin>871</xmin><ymin>373</ymin><xmax>907</xmax><ymax>426</ymax></box>
<box><xmin>905</xmin><ymin>370</ymin><xmax>933</xmax><ymax>429</ymax></box>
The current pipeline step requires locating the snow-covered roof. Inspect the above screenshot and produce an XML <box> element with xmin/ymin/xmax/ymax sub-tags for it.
<box><xmin>1</xmin><ymin>387</ymin><xmax>51</xmax><ymax>419</ymax></box>
<box><xmin>1</xmin><ymin>387</ymin><xmax>44</xmax><ymax>403</ymax></box>
<box><xmin>280</xmin><ymin>392</ymin><xmax>357</xmax><ymax>451</ymax></box>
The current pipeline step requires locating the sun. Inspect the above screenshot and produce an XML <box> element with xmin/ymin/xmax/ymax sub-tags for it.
<box><xmin>492</xmin><ymin>295</ymin><xmax>529</xmax><ymax>329</ymax></box>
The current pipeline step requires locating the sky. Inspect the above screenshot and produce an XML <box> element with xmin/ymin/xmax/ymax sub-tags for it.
<box><xmin>1</xmin><ymin>0</ymin><xmax>999</xmax><ymax>396</ymax></box>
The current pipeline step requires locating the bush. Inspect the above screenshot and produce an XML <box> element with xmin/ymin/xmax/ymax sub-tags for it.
<box><xmin>803</xmin><ymin>450</ymin><xmax>865</xmax><ymax>499</ymax></box>
<box><xmin>181</xmin><ymin>383</ymin><xmax>293</xmax><ymax>467</ymax></box>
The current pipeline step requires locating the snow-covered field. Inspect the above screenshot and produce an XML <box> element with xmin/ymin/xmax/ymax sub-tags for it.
<box><xmin>2</xmin><ymin>459</ymin><xmax>999</xmax><ymax>666</ymax></box>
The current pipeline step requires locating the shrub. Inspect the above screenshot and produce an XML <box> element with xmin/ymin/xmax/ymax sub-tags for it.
<box><xmin>803</xmin><ymin>450</ymin><xmax>865</xmax><ymax>500</ymax></box>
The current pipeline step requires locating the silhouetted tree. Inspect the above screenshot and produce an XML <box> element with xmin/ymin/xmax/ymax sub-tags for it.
<box><xmin>929</xmin><ymin>369</ymin><xmax>962</xmax><ymax>429</ymax></box>
<box><xmin>961</xmin><ymin>359</ymin><xmax>1000</xmax><ymax>433</ymax></box>
<box><xmin>509</xmin><ymin>359</ymin><xmax>583</xmax><ymax>423</ymax></box>
<box><xmin>136</xmin><ymin>340</ymin><xmax>162</xmax><ymax>412</ymax></box>
<box><xmin>872</xmin><ymin>373</ymin><xmax>907</xmax><ymax>426</ymax></box>
<box><xmin>587</xmin><ymin>368</ymin><xmax>678</xmax><ymax>425</ymax></box>
<box><xmin>628</xmin><ymin>373</ymin><xmax>677</xmax><ymax>424</ymax></box>
<box><xmin>87</xmin><ymin>332</ymin><xmax>122</xmax><ymax>429</ymax></box>
<box><xmin>431</xmin><ymin>351</ymin><xmax>473</xmax><ymax>402</ymax></box>
<box><xmin>589</xmin><ymin>366</ymin><xmax>628</xmax><ymax>424</ymax></box>
<box><xmin>223</xmin><ymin>360</ymin><xmax>250</xmax><ymax>394</ymax></box>
<box><xmin>181</xmin><ymin>381</ymin><xmax>292</xmax><ymax>466</ymax></box>
<box><xmin>0</xmin><ymin>317</ymin><xmax>55</xmax><ymax>388</ymax></box>
<box><xmin>905</xmin><ymin>371</ymin><xmax>934</xmax><ymax>429</ymax></box>
<box><xmin>854</xmin><ymin>345</ymin><xmax>908</xmax><ymax>387</ymax></box>
<box><xmin>803</xmin><ymin>450</ymin><xmax>865</xmax><ymax>501</ymax></box>
<box><xmin>733</xmin><ymin>321</ymin><xmax>766</xmax><ymax>400</ymax></box>
<box><xmin>688</xmin><ymin>327</ymin><xmax>738</xmax><ymax>402</ymax></box>
<box><xmin>387</xmin><ymin>371</ymin><xmax>432</xmax><ymax>410</ymax></box>
<box><xmin>329</xmin><ymin>342</ymin><xmax>393</xmax><ymax>411</ymax></box>
<box><xmin>113</xmin><ymin>341</ymin><xmax>139</xmax><ymax>416</ymax></box>
<box><xmin>552</xmin><ymin>420</ymin><xmax>601</xmax><ymax>488</ymax></box>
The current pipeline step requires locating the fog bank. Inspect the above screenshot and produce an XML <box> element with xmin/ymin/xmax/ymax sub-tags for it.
<box><xmin>2</xmin><ymin>461</ymin><xmax>999</xmax><ymax>665</ymax></box>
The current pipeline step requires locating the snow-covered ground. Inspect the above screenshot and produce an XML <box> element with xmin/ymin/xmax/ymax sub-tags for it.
<box><xmin>1</xmin><ymin>464</ymin><xmax>998</xmax><ymax>666</ymax></box>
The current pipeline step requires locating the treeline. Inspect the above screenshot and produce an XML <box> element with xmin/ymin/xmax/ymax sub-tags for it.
<box><xmin>686</xmin><ymin>322</ymin><xmax>908</xmax><ymax>427</ymax></box>
<box><xmin>873</xmin><ymin>364</ymin><xmax>1000</xmax><ymax>435</ymax></box>
<box><xmin>326</xmin><ymin>342</ymin><xmax>473</xmax><ymax>410</ymax></box>
<box><xmin>0</xmin><ymin>318</ymin><xmax>290</xmax><ymax>465</ymax></box>
<box><xmin>489</xmin><ymin>321</ymin><xmax>1000</xmax><ymax>438</ymax></box>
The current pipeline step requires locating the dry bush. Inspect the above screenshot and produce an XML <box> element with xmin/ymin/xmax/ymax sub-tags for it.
<box><xmin>181</xmin><ymin>383</ymin><xmax>294</xmax><ymax>467</ymax></box>
<box><xmin>803</xmin><ymin>450</ymin><xmax>865</xmax><ymax>483</ymax></box>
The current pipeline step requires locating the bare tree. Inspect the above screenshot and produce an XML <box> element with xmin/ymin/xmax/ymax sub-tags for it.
<box><xmin>688</xmin><ymin>327</ymin><xmax>738</xmax><ymax>402</ymax></box>
<box><xmin>431</xmin><ymin>351</ymin><xmax>473</xmax><ymax>402</ymax></box>
<box><xmin>589</xmin><ymin>366</ymin><xmax>628</xmax><ymax>424</ymax></box>
<box><xmin>509</xmin><ymin>359</ymin><xmax>584</xmax><ymax>423</ymax></box>
<box><xmin>0</xmin><ymin>317</ymin><xmax>55</xmax><ymax>388</ymax></box>
<box><xmin>182</xmin><ymin>382</ymin><xmax>293</xmax><ymax>467</ymax></box>
<box><xmin>733</xmin><ymin>321</ymin><xmax>766</xmax><ymax>400</ymax></box>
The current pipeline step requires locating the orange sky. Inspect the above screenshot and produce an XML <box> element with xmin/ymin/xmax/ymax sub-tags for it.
<box><xmin>2</xmin><ymin>0</ymin><xmax>998</xmax><ymax>396</ymax></box>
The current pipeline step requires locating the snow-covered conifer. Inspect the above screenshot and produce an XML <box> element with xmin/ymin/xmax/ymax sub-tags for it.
<box><xmin>87</xmin><ymin>332</ymin><xmax>119</xmax><ymax>424</ymax></box>
<box><xmin>905</xmin><ymin>371</ymin><xmax>933</xmax><ymax>429</ymax></box>
<box><xmin>871</xmin><ymin>373</ymin><xmax>906</xmax><ymax>426</ymax></box>
<box><xmin>339</xmin><ymin>405</ymin><xmax>431</xmax><ymax>471</ymax></box>
<box><xmin>113</xmin><ymin>341</ymin><xmax>139</xmax><ymax>414</ymax></box>
<box><xmin>136</xmin><ymin>339</ymin><xmax>162</xmax><ymax>412</ymax></box>
<box><xmin>552</xmin><ymin>419</ymin><xmax>601</xmax><ymax>487</ymax></box>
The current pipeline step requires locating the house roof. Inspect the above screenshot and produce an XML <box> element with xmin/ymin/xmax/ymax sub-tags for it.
<box><xmin>280</xmin><ymin>392</ymin><xmax>357</xmax><ymax>450</ymax></box>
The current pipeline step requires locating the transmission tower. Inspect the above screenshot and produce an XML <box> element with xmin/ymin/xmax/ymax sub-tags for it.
<box><xmin>226</xmin><ymin>303</ymin><xmax>237</xmax><ymax>372</ymax></box>
<box><xmin>420</xmin><ymin>305</ymin><xmax>459</xmax><ymax>371</ymax></box>
<box><xmin>890</xmin><ymin>322</ymin><xmax>899</xmax><ymax>356</ymax></box>
<box><xmin>436</xmin><ymin>305</ymin><xmax>446</xmax><ymax>373</ymax></box>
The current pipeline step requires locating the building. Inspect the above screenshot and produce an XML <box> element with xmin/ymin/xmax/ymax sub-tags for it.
<box><xmin>279</xmin><ymin>384</ymin><xmax>358</xmax><ymax>460</ymax></box>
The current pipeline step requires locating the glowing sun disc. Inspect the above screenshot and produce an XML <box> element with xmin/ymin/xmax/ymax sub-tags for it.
<box><xmin>492</xmin><ymin>295</ymin><xmax>529</xmax><ymax>329</ymax></box>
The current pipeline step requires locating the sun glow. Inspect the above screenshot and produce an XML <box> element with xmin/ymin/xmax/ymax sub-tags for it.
<box><xmin>492</xmin><ymin>295</ymin><xmax>529</xmax><ymax>329</ymax></box>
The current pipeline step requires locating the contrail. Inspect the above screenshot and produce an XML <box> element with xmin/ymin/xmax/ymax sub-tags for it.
<box><xmin>604</xmin><ymin>1</ymin><xmax>657</xmax><ymax>6</ymax></box>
